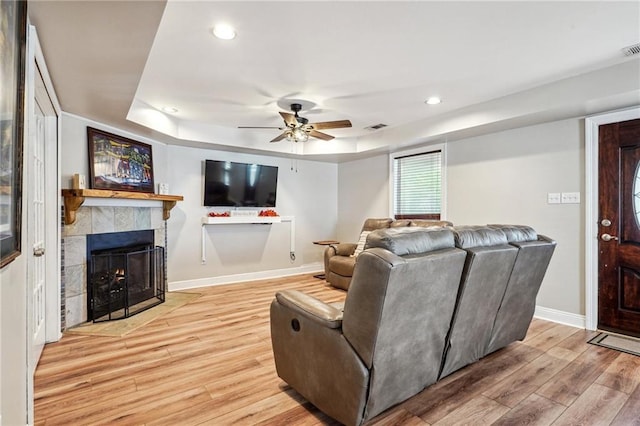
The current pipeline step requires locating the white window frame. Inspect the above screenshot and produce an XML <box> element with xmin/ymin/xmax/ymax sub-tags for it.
<box><xmin>389</xmin><ymin>143</ymin><xmax>447</xmax><ymax>220</ymax></box>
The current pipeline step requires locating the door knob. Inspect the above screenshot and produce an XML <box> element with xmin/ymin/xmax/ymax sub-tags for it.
<box><xmin>601</xmin><ymin>234</ymin><xmax>619</xmax><ymax>242</ymax></box>
<box><xmin>33</xmin><ymin>247</ymin><xmax>45</xmax><ymax>257</ymax></box>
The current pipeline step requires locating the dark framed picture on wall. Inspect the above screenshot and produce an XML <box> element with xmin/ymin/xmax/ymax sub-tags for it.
<box><xmin>87</xmin><ymin>127</ymin><xmax>155</xmax><ymax>193</ymax></box>
<box><xmin>0</xmin><ymin>0</ymin><xmax>27</xmax><ymax>268</ymax></box>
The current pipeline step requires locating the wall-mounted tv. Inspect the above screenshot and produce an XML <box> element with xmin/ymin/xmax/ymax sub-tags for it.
<box><xmin>204</xmin><ymin>160</ymin><xmax>278</xmax><ymax>207</ymax></box>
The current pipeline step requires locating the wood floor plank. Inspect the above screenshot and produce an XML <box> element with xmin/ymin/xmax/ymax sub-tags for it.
<box><xmin>551</xmin><ymin>383</ymin><xmax>629</xmax><ymax>426</ymax></box>
<box><xmin>595</xmin><ymin>351</ymin><xmax>640</xmax><ymax>394</ymax></box>
<box><xmin>481</xmin><ymin>352</ymin><xmax>571</xmax><ymax>408</ymax></box>
<box><xmin>610</xmin><ymin>385</ymin><xmax>640</xmax><ymax>426</ymax></box>
<box><xmin>432</xmin><ymin>395</ymin><xmax>510</xmax><ymax>425</ymax></box>
<box><xmin>369</xmin><ymin>408</ymin><xmax>430</xmax><ymax>426</ymax></box>
<box><xmin>491</xmin><ymin>393</ymin><xmax>566</xmax><ymax>426</ymax></box>
<box><xmin>522</xmin><ymin>323</ymin><xmax>580</xmax><ymax>352</ymax></box>
<box><xmin>535</xmin><ymin>345</ymin><xmax>620</xmax><ymax>406</ymax></box>
<box><xmin>555</xmin><ymin>328</ymin><xmax>600</xmax><ymax>355</ymax></box>
<box><xmin>33</xmin><ymin>273</ymin><xmax>639</xmax><ymax>426</ymax></box>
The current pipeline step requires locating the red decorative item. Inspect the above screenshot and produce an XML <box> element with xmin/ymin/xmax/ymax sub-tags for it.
<box><xmin>208</xmin><ymin>211</ymin><xmax>230</xmax><ymax>217</ymax></box>
<box><xmin>258</xmin><ymin>209</ymin><xmax>279</xmax><ymax>217</ymax></box>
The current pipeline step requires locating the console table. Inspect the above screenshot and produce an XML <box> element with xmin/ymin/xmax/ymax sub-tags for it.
<box><xmin>312</xmin><ymin>240</ymin><xmax>339</xmax><ymax>279</ymax></box>
<box><xmin>200</xmin><ymin>216</ymin><xmax>295</xmax><ymax>264</ymax></box>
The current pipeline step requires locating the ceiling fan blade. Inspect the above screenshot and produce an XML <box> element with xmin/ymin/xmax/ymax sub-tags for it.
<box><xmin>309</xmin><ymin>130</ymin><xmax>334</xmax><ymax>141</ymax></box>
<box><xmin>238</xmin><ymin>126</ymin><xmax>284</xmax><ymax>129</ymax></box>
<box><xmin>309</xmin><ymin>119</ymin><xmax>352</xmax><ymax>130</ymax></box>
<box><xmin>279</xmin><ymin>112</ymin><xmax>297</xmax><ymax>127</ymax></box>
<box><xmin>270</xmin><ymin>132</ymin><xmax>288</xmax><ymax>143</ymax></box>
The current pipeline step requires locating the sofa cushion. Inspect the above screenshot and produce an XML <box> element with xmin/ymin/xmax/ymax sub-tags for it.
<box><xmin>453</xmin><ymin>226</ymin><xmax>508</xmax><ymax>249</ymax></box>
<box><xmin>365</xmin><ymin>227</ymin><xmax>455</xmax><ymax>256</ymax></box>
<box><xmin>488</xmin><ymin>224</ymin><xmax>538</xmax><ymax>243</ymax></box>
<box><xmin>329</xmin><ymin>255</ymin><xmax>357</xmax><ymax>276</ymax></box>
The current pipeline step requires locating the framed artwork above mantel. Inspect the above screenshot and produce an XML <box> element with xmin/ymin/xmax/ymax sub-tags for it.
<box><xmin>87</xmin><ymin>127</ymin><xmax>155</xmax><ymax>193</ymax></box>
<box><xmin>0</xmin><ymin>0</ymin><xmax>27</xmax><ymax>268</ymax></box>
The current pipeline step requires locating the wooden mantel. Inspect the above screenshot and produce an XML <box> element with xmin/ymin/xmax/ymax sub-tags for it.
<box><xmin>62</xmin><ymin>189</ymin><xmax>184</xmax><ymax>225</ymax></box>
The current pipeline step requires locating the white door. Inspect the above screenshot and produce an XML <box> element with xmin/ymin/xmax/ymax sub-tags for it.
<box><xmin>28</xmin><ymin>96</ymin><xmax>47</xmax><ymax>369</ymax></box>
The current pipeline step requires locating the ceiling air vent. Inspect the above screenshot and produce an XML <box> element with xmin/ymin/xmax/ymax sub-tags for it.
<box><xmin>622</xmin><ymin>43</ymin><xmax>640</xmax><ymax>57</ymax></box>
<box><xmin>364</xmin><ymin>123</ymin><xmax>388</xmax><ymax>131</ymax></box>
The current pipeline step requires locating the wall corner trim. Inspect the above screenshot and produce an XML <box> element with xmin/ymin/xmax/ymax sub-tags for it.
<box><xmin>534</xmin><ymin>305</ymin><xmax>586</xmax><ymax>329</ymax></box>
<box><xmin>168</xmin><ymin>262</ymin><xmax>324</xmax><ymax>292</ymax></box>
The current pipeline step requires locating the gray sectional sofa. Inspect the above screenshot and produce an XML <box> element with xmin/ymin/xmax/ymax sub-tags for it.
<box><xmin>270</xmin><ymin>225</ymin><xmax>555</xmax><ymax>426</ymax></box>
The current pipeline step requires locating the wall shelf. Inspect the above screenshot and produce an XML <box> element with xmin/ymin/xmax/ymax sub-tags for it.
<box><xmin>202</xmin><ymin>216</ymin><xmax>283</xmax><ymax>225</ymax></box>
<box><xmin>61</xmin><ymin>189</ymin><xmax>184</xmax><ymax>225</ymax></box>
<box><xmin>201</xmin><ymin>215</ymin><xmax>295</xmax><ymax>264</ymax></box>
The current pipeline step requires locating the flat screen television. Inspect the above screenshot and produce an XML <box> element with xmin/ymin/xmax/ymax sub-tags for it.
<box><xmin>204</xmin><ymin>160</ymin><xmax>278</xmax><ymax>207</ymax></box>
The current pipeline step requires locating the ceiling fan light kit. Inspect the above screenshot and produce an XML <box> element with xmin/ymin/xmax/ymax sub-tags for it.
<box><xmin>239</xmin><ymin>102</ymin><xmax>353</xmax><ymax>144</ymax></box>
<box><xmin>287</xmin><ymin>127</ymin><xmax>309</xmax><ymax>143</ymax></box>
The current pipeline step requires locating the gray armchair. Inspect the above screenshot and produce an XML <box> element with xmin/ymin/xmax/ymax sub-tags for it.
<box><xmin>323</xmin><ymin>217</ymin><xmax>452</xmax><ymax>290</ymax></box>
<box><xmin>323</xmin><ymin>218</ymin><xmax>392</xmax><ymax>290</ymax></box>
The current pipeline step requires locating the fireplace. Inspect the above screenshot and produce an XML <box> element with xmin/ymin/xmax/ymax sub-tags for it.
<box><xmin>86</xmin><ymin>230</ymin><xmax>165</xmax><ymax>322</ymax></box>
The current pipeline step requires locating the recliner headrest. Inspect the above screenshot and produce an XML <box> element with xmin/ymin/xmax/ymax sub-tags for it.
<box><xmin>362</xmin><ymin>218</ymin><xmax>393</xmax><ymax>232</ymax></box>
<box><xmin>488</xmin><ymin>224</ymin><xmax>538</xmax><ymax>242</ymax></box>
<box><xmin>364</xmin><ymin>227</ymin><xmax>455</xmax><ymax>256</ymax></box>
<box><xmin>452</xmin><ymin>226</ymin><xmax>508</xmax><ymax>249</ymax></box>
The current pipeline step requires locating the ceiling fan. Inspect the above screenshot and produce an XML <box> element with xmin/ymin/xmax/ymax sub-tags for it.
<box><xmin>239</xmin><ymin>103</ymin><xmax>352</xmax><ymax>143</ymax></box>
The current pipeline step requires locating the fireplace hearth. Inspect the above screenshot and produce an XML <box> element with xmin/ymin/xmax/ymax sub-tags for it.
<box><xmin>87</xmin><ymin>230</ymin><xmax>165</xmax><ymax>322</ymax></box>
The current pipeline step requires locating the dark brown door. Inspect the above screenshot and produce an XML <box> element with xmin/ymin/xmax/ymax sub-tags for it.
<box><xmin>599</xmin><ymin>118</ymin><xmax>640</xmax><ymax>337</ymax></box>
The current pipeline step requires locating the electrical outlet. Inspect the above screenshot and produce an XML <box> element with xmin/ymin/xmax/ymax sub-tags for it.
<box><xmin>561</xmin><ymin>192</ymin><xmax>580</xmax><ymax>204</ymax></box>
<box><xmin>547</xmin><ymin>193</ymin><xmax>561</xmax><ymax>204</ymax></box>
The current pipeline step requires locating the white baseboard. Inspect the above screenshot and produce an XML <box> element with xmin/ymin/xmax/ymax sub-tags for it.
<box><xmin>534</xmin><ymin>305</ymin><xmax>586</xmax><ymax>329</ymax></box>
<box><xmin>168</xmin><ymin>262</ymin><xmax>324</xmax><ymax>291</ymax></box>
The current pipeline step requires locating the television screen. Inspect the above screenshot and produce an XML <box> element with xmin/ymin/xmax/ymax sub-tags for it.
<box><xmin>204</xmin><ymin>160</ymin><xmax>278</xmax><ymax>207</ymax></box>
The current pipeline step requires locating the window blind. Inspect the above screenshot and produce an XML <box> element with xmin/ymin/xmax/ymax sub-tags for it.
<box><xmin>393</xmin><ymin>150</ymin><xmax>441</xmax><ymax>219</ymax></box>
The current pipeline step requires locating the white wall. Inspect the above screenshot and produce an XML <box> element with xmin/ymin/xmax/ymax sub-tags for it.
<box><xmin>338</xmin><ymin>117</ymin><xmax>584</xmax><ymax>316</ymax></box>
<box><xmin>337</xmin><ymin>154</ymin><xmax>390</xmax><ymax>242</ymax></box>
<box><xmin>61</xmin><ymin>114</ymin><xmax>339</xmax><ymax>286</ymax></box>
<box><xmin>0</xmin><ymin>209</ymin><xmax>28</xmax><ymax>426</ymax></box>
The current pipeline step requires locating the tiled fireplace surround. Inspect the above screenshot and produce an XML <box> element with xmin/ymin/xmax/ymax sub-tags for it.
<box><xmin>61</xmin><ymin>205</ymin><xmax>166</xmax><ymax>329</ymax></box>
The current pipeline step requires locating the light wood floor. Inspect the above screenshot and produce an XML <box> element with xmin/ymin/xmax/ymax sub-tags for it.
<box><xmin>35</xmin><ymin>274</ymin><xmax>640</xmax><ymax>425</ymax></box>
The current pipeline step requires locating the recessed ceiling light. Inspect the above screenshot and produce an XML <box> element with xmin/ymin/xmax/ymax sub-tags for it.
<box><xmin>425</xmin><ymin>97</ymin><xmax>442</xmax><ymax>105</ymax></box>
<box><xmin>212</xmin><ymin>24</ymin><xmax>236</xmax><ymax>40</ymax></box>
<box><xmin>162</xmin><ymin>106</ymin><xmax>178</xmax><ymax>114</ymax></box>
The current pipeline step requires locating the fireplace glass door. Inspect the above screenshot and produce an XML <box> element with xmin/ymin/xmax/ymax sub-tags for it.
<box><xmin>90</xmin><ymin>245</ymin><xmax>165</xmax><ymax>322</ymax></box>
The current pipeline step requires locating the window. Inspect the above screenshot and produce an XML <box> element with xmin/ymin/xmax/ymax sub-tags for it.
<box><xmin>391</xmin><ymin>147</ymin><xmax>444</xmax><ymax>220</ymax></box>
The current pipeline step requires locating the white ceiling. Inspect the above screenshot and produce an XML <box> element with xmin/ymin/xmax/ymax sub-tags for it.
<box><xmin>29</xmin><ymin>1</ymin><xmax>640</xmax><ymax>161</ymax></box>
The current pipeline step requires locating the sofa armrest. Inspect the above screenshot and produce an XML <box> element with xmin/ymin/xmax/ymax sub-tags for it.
<box><xmin>275</xmin><ymin>290</ymin><xmax>343</xmax><ymax>328</ymax></box>
<box><xmin>328</xmin><ymin>243</ymin><xmax>358</xmax><ymax>256</ymax></box>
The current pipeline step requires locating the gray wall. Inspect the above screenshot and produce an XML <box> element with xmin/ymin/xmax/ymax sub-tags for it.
<box><xmin>338</xmin><ymin>117</ymin><xmax>584</xmax><ymax>315</ymax></box>
<box><xmin>60</xmin><ymin>114</ymin><xmax>339</xmax><ymax>285</ymax></box>
<box><xmin>337</xmin><ymin>154</ymin><xmax>390</xmax><ymax>242</ymax></box>
<box><xmin>446</xmin><ymin>118</ymin><xmax>583</xmax><ymax>314</ymax></box>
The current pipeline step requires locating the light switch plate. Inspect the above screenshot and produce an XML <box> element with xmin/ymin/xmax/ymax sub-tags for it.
<box><xmin>561</xmin><ymin>192</ymin><xmax>580</xmax><ymax>204</ymax></box>
<box><xmin>547</xmin><ymin>193</ymin><xmax>561</xmax><ymax>204</ymax></box>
